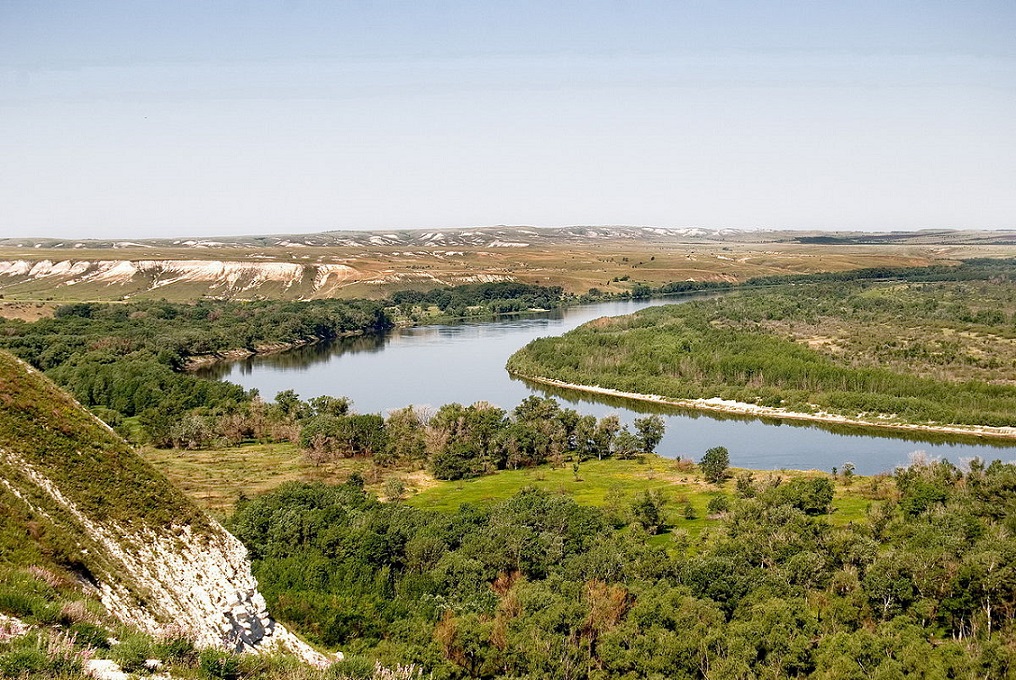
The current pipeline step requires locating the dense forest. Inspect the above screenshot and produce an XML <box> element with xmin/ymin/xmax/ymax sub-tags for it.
<box><xmin>0</xmin><ymin>298</ymin><xmax>387</xmax><ymax>443</ymax></box>
<box><xmin>390</xmin><ymin>283</ymin><xmax>566</xmax><ymax>319</ymax></box>
<box><xmin>509</xmin><ymin>266</ymin><xmax>1016</xmax><ymax>429</ymax></box>
<box><xmin>231</xmin><ymin>457</ymin><xmax>1016</xmax><ymax>679</ymax></box>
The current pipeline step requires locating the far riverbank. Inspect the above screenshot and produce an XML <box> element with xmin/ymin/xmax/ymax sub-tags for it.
<box><xmin>516</xmin><ymin>375</ymin><xmax>1016</xmax><ymax>442</ymax></box>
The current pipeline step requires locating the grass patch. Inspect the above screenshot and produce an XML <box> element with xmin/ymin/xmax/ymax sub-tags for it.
<box><xmin>141</xmin><ymin>442</ymin><xmax>324</xmax><ymax>517</ymax></box>
<box><xmin>141</xmin><ymin>441</ymin><xmax>434</xmax><ymax>516</ymax></box>
<box><xmin>144</xmin><ymin>440</ymin><xmax>876</xmax><ymax>533</ymax></box>
<box><xmin>407</xmin><ymin>455</ymin><xmax>873</xmax><ymax>541</ymax></box>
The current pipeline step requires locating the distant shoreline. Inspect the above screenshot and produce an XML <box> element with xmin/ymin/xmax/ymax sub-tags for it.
<box><xmin>182</xmin><ymin>305</ymin><xmax>573</xmax><ymax>371</ymax></box>
<box><xmin>516</xmin><ymin>374</ymin><xmax>1016</xmax><ymax>442</ymax></box>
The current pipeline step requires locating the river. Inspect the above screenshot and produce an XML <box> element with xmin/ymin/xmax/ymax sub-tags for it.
<box><xmin>199</xmin><ymin>298</ymin><xmax>1016</xmax><ymax>474</ymax></box>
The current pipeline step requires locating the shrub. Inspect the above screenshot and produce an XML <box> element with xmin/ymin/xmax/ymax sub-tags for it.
<box><xmin>199</xmin><ymin>647</ymin><xmax>240</xmax><ymax>680</ymax></box>
<box><xmin>110</xmin><ymin>631</ymin><xmax>154</xmax><ymax>673</ymax></box>
<box><xmin>0</xmin><ymin>588</ymin><xmax>60</xmax><ymax>625</ymax></box>
<box><xmin>154</xmin><ymin>633</ymin><xmax>196</xmax><ymax>663</ymax></box>
<box><xmin>69</xmin><ymin>622</ymin><xmax>111</xmax><ymax>649</ymax></box>
<box><xmin>706</xmin><ymin>495</ymin><xmax>731</xmax><ymax>515</ymax></box>
<box><xmin>0</xmin><ymin>644</ymin><xmax>47</xmax><ymax>677</ymax></box>
<box><xmin>0</xmin><ymin>632</ymin><xmax>82</xmax><ymax>677</ymax></box>
<box><xmin>329</xmin><ymin>654</ymin><xmax>376</xmax><ymax>680</ymax></box>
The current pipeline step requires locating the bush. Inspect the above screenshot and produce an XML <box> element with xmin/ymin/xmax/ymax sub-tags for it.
<box><xmin>0</xmin><ymin>588</ymin><xmax>60</xmax><ymax>625</ymax></box>
<box><xmin>110</xmin><ymin>631</ymin><xmax>154</xmax><ymax>673</ymax></box>
<box><xmin>69</xmin><ymin>622</ymin><xmax>111</xmax><ymax>649</ymax></box>
<box><xmin>154</xmin><ymin>634</ymin><xmax>196</xmax><ymax>663</ymax></box>
<box><xmin>706</xmin><ymin>495</ymin><xmax>731</xmax><ymax>515</ymax></box>
<box><xmin>0</xmin><ymin>645</ymin><xmax>47</xmax><ymax>677</ymax></box>
<box><xmin>199</xmin><ymin>647</ymin><xmax>240</xmax><ymax>680</ymax></box>
<box><xmin>329</xmin><ymin>654</ymin><xmax>376</xmax><ymax>680</ymax></box>
<box><xmin>630</xmin><ymin>490</ymin><xmax>666</xmax><ymax>534</ymax></box>
<box><xmin>774</xmin><ymin>478</ymin><xmax>835</xmax><ymax>515</ymax></box>
<box><xmin>0</xmin><ymin>632</ymin><xmax>82</xmax><ymax>677</ymax></box>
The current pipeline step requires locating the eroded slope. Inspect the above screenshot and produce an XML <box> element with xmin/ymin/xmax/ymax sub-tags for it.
<box><xmin>0</xmin><ymin>351</ymin><xmax>324</xmax><ymax>662</ymax></box>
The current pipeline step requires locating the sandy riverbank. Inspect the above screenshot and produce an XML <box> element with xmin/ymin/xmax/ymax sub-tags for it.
<box><xmin>518</xmin><ymin>375</ymin><xmax>1016</xmax><ymax>441</ymax></box>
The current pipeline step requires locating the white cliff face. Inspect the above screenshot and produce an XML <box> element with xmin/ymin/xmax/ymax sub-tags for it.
<box><xmin>0</xmin><ymin>449</ymin><xmax>328</xmax><ymax>666</ymax></box>
<box><xmin>0</xmin><ymin>354</ymin><xmax>335</xmax><ymax>667</ymax></box>
<box><xmin>0</xmin><ymin>259</ymin><xmax>319</xmax><ymax>293</ymax></box>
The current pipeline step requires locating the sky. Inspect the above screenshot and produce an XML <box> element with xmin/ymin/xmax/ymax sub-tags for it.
<box><xmin>1</xmin><ymin>1</ymin><xmax>1014</xmax><ymax>240</ymax></box>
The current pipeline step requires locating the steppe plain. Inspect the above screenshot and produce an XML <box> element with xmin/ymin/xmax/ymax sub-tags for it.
<box><xmin>3</xmin><ymin>226</ymin><xmax>1016</xmax><ymax>312</ymax></box>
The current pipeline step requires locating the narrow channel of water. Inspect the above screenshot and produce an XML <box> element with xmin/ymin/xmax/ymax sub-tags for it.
<box><xmin>200</xmin><ymin>298</ymin><xmax>1016</xmax><ymax>475</ymax></box>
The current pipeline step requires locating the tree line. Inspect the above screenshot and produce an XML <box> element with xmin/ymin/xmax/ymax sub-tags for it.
<box><xmin>144</xmin><ymin>388</ymin><xmax>666</xmax><ymax>482</ymax></box>
<box><xmin>0</xmin><ymin>282</ymin><xmax>570</xmax><ymax>444</ymax></box>
<box><xmin>508</xmin><ymin>274</ymin><xmax>1016</xmax><ymax>429</ymax></box>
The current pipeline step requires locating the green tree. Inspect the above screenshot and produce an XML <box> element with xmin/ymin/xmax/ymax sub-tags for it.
<box><xmin>383</xmin><ymin>405</ymin><xmax>427</xmax><ymax>465</ymax></box>
<box><xmin>612</xmin><ymin>427</ymin><xmax>641</xmax><ymax>460</ymax></box>
<box><xmin>631</xmin><ymin>490</ymin><xmax>667</xmax><ymax>534</ymax></box>
<box><xmin>634</xmin><ymin>415</ymin><xmax>666</xmax><ymax>453</ymax></box>
<box><xmin>700</xmin><ymin>446</ymin><xmax>730</xmax><ymax>484</ymax></box>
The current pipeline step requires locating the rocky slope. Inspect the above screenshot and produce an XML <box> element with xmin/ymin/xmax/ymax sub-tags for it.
<box><xmin>0</xmin><ymin>351</ymin><xmax>327</xmax><ymax>664</ymax></box>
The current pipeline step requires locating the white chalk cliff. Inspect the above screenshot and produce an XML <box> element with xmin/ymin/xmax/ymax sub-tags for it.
<box><xmin>0</xmin><ymin>352</ymin><xmax>329</xmax><ymax>666</ymax></box>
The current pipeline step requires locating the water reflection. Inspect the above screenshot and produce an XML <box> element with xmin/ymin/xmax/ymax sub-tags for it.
<box><xmin>522</xmin><ymin>377</ymin><xmax>1016</xmax><ymax>449</ymax></box>
<box><xmin>203</xmin><ymin>298</ymin><xmax>1016</xmax><ymax>475</ymax></box>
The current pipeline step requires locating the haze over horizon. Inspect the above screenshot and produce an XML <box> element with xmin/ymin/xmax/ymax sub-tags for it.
<box><xmin>2</xmin><ymin>1</ymin><xmax>1014</xmax><ymax>240</ymax></box>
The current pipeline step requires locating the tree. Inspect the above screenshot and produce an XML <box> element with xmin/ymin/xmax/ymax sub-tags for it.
<box><xmin>383</xmin><ymin>405</ymin><xmax>427</xmax><ymax>465</ymax></box>
<box><xmin>776</xmin><ymin>477</ymin><xmax>834</xmax><ymax>515</ymax></box>
<box><xmin>298</xmin><ymin>413</ymin><xmax>387</xmax><ymax>459</ymax></box>
<box><xmin>612</xmin><ymin>427</ymin><xmax>641</xmax><ymax>460</ymax></box>
<box><xmin>273</xmin><ymin>389</ymin><xmax>306</xmax><ymax>419</ymax></box>
<box><xmin>700</xmin><ymin>446</ymin><xmax>730</xmax><ymax>484</ymax></box>
<box><xmin>309</xmin><ymin>395</ymin><xmax>350</xmax><ymax>417</ymax></box>
<box><xmin>634</xmin><ymin>415</ymin><xmax>665</xmax><ymax>453</ymax></box>
<box><xmin>593</xmin><ymin>415</ymin><xmax>621</xmax><ymax>460</ymax></box>
<box><xmin>631</xmin><ymin>490</ymin><xmax>667</xmax><ymax>534</ymax></box>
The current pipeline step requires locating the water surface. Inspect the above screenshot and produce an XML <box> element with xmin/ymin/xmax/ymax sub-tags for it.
<box><xmin>202</xmin><ymin>299</ymin><xmax>1016</xmax><ymax>475</ymax></box>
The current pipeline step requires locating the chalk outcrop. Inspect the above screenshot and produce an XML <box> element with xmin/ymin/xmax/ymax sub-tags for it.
<box><xmin>0</xmin><ymin>352</ymin><xmax>329</xmax><ymax>665</ymax></box>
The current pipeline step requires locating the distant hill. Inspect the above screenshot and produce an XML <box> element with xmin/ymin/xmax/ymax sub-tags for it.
<box><xmin>1</xmin><ymin>225</ymin><xmax>740</xmax><ymax>250</ymax></box>
<box><xmin>3</xmin><ymin>225</ymin><xmax>1016</xmax><ymax>250</ymax></box>
<box><xmin>1</xmin><ymin>225</ymin><xmax>1012</xmax><ymax>302</ymax></box>
<box><xmin>0</xmin><ymin>350</ymin><xmax>324</xmax><ymax>662</ymax></box>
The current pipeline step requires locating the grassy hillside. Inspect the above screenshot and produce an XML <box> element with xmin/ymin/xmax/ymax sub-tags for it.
<box><xmin>0</xmin><ymin>350</ymin><xmax>411</xmax><ymax>678</ymax></box>
<box><xmin>0</xmin><ymin>351</ymin><xmax>208</xmax><ymax>676</ymax></box>
<box><xmin>0</xmin><ymin>351</ymin><xmax>207</xmax><ymax>531</ymax></box>
<box><xmin>0</xmin><ymin>350</ymin><xmax>210</xmax><ymax>619</ymax></box>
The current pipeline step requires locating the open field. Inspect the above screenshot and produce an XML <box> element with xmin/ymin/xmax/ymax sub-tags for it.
<box><xmin>5</xmin><ymin>225</ymin><xmax>1015</xmax><ymax>307</ymax></box>
<box><xmin>141</xmin><ymin>442</ymin><xmax>875</xmax><ymax>535</ymax></box>
<box><xmin>406</xmin><ymin>457</ymin><xmax>874</xmax><ymax>538</ymax></box>
<box><xmin>141</xmin><ymin>442</ymin><xmax>435</xmax><ymax>517</ymax></box>
<box><xmin>0</xmin><ymin>300</ymin><xmax>58</xmax><ymax>321</ymax></box>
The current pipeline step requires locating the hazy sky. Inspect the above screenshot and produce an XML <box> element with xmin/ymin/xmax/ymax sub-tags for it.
<box><xmin>2</xmin><ymin>1</ymin><xmax>1014</xmax><ymax>240</ymax></box>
